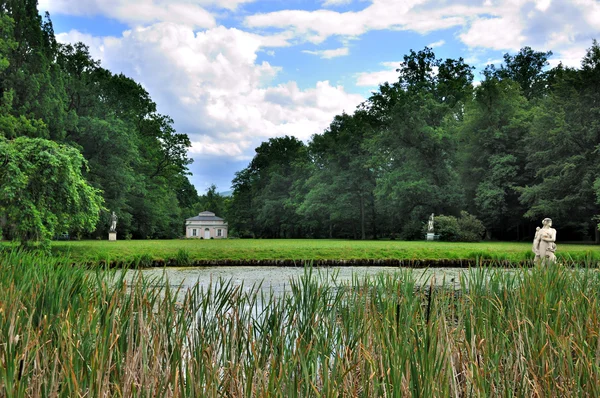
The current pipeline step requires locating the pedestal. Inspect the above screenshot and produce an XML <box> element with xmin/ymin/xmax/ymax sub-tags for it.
<box><xmin>426</xmin><ymin>232</ymin><xmax>435</xmax><ymax>241</ymax></box>
<box><xmin>109</xmin><ymin>232</ymin><xmax>117</xmax><ymax>241</ymax></box>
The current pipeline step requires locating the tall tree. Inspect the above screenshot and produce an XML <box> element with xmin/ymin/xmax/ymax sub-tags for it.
<box><xmin>303</xmin><ymin>111</ymin><xmax>376</xmax><ymax>239</ymax></box>
<box><xmin>520</xmin><ymin>41</ymin><xmax>600</xmax><ymax>241</ymax></box>
<box><xmin>457</xmin><ymin>76</ymin><xmax>532</xmax><ymax>239</ymax></box>
<box><xmin>493</xmin><ymin>46</ymin><xmax>553</xmax><ymax>100</ymax></box>
<box><xmin>230</xmin><ymin>136</ymin><xmax>309</xmax><ymax>238</ymax></box>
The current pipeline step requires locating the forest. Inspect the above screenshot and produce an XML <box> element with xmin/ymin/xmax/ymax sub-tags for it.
<box><xmin>0</xmin><ymin>0</ymin><xmax>198</xmax><ymax>242</ymax></box>
<box><xmin>228</xmin><ymin>42</ymin><xmax>600</xmax><ymax>242</ymax></box>
<box><xmin>0</xmin><ymin>0</ymin><xmax>599</xmax><ymax>243</ymax></box>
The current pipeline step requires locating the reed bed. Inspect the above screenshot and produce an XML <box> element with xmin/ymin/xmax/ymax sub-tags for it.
<box><xmin>2</xmin><ymin>250</ymin><xmax>600</xmax><ymax>397</ymax></box>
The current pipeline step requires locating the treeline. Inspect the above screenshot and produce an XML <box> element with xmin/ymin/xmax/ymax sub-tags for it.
<box><xmin>0</xmin><ymin>0</ymin><xmax>198</xmax><ymax>240</ymax></box>
<box><xmin>228</xmin><ymin>44</ymin><xmax>600</xmax><ymax>242</ymax></box>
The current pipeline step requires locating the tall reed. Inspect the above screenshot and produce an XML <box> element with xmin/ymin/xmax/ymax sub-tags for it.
<box><xmin>1</xmin><ymin>250</ymin><xmax>599</xmax><ymax>396</ymax></box>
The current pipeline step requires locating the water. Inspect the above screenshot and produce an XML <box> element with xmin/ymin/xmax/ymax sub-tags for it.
<box><xmin>119</xmin><ymin>266</ymin><xmax>478</xmax><ymax>298</ymax></box>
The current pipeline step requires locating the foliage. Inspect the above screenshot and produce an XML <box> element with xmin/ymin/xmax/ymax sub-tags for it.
<box><xmin>229</xmin><ymin>136</ymin><xmax>309</xmax><ymax>238</ymax></box>
<box><xmin>3</xmin><ymin>250</ymin><xmax>600</xmax><ymax>395</ymax></box>
<box><xmin>195</xmin><ymin>184</ymin><xmax>228</xmax><ymax>218</ymax></box>
<box><xmin>456</xmin><ymin>211</ymin><xmax>486</xmax><ymax>242</ymax></box>
<box><xmin>431</xmin><ymin>214</ymin><xmax>461</xmax><ymax>241</ymax></box>
<box><xmin>228</xmin><ymin>42</ymin><xmax>599</xmax><ymax>242</ymax></box>
<box><xmin>0</xmin><ymin>3</ymin><xmax>196</xmax><ymax>242</ymax></box>
<box><xmin>0</xmin><ymin>137</ymin><xmax>104</xmax><ymax>244</ymax></box>
<box><xmin>3</xmin><ymin>0</ymin><xmax>599</xmax><ymax>243</ymax></box>
<box><xmin>430</xmin><ymin>212</ymin><xmax>485</xmax><ymax>242</ymax></box>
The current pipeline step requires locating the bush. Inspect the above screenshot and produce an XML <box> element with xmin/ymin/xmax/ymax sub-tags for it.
<box><xmin>457</xmin><ymin>211</ymin><xmax>486</xmax><ymax>242</ymax></box>
<box><xmin>432</xmin><ymin>215</ymin><xmax>461</xmax><ymax>241</ymax></box>
<box><xmin>429</xmin><ymin>212</ymin><xmax>485</xmax><ymax>242</ymax></box>
<box><xmin>400</xmin><ymin>219</ymin><xmax>427</xmax><ymax>241</ymax></box>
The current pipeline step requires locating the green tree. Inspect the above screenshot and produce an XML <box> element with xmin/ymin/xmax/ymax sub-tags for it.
<box><xmin>493</xmin><ymin>46</ymin><xmax>553</xmax><ymax>100</ymax></box>
<box><xmin>0</xmin><ymin>136</ymin><xmax>103</xmax><ymax>244</ymax></box>
<box><xmin>303</xmin><ymin>111</ymin><xmax>376</xmax><ymax>239</ymax></box>
<box><xmin>457</xmin><ymin>77</ymin><xmax>532</xmax><ymax>239</ymax></box>
<box><xmin>520</xmin><ymin>41</ymin><xmax>600</xmax><ymax>241</ymax></box>
<box><xmin>230</xmin><ymin>136</ymin><xmax>309</xmax><ymax>238</ymax></box>
<box><xmin>197</xmin><ymin>184</ymin><xmax>227</xmax><ymax>217</ymax></box>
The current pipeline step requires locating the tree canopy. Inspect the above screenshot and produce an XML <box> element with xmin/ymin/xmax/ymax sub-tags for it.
<box><xmin>0</xmin><ymin>2</ymin><xmax>198</xmax><ymax>241</ymax></box>
<box><xmin>230</xmin><ymin>43</ymin><xmax>600</xmax><ymax>242</ymax></box>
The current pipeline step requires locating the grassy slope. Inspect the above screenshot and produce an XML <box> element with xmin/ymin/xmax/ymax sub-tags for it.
<box><xmin>42</xmin><ymin>239</ymin><xmax>600</xmax><ymax>264</ymax></box>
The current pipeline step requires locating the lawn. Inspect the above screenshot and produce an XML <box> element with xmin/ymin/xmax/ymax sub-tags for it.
<box><xmin>41</xmin><ymin>239</ymin><xmax>600</xmax><ymax>265</ymax></box>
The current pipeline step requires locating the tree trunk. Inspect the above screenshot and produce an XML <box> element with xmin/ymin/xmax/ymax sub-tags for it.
<box><xmin>370</xmin><ymin>193</ymin><xmax>377</xmax><ymax>239</ymax></box>
<box><xmin>360</xmin><ymin>195</ymin><xmax>366</xmax><ymax>240</ymax></box>
<box><xmin>595</xmin><ymin>227</ymin><xmax>599</xmax><ymax>244</ymax></box>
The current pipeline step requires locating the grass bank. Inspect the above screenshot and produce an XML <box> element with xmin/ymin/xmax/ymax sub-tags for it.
<box><xmin>41</xmin><ymin>239</ymin><xmax>600</xmax><ymax>266</ymax></box>
<box><xmin>1</xmin><ymin>249</ymin><xmax>600</xmax><ymax>396</ymax></box>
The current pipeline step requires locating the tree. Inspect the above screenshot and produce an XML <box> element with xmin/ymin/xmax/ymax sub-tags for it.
<box><xmin>494</xmin><ymin>46</ymin><xmax>553</xmax><ymax>100</ymax></box>
<box><xmin>197</xmin><ymin>184</ymin><xmax>227</xmax><ymax>217</ymax></box>
<box><xmin>520</xmin><ymin>41</ymin><xmax>600</xmax><ymax>241</ymax></box>
<box><xmin>229</xmin><ymin>136</ymin><xmax>309</xmax><ymax>238</ymax></box>
<box><xmin>0</xmin><ymin>137</ymin><xmax>103</xmax><ymax>244</ymax></box>
<box><xmin>303</xmin><ymin>111</ymin><xmax>376</xmax><ymax>239</ymax></box>
<box><xmin>457</xmin><ymin>77</ymin><xmax>532</xmax><ymax>239</ymax></box>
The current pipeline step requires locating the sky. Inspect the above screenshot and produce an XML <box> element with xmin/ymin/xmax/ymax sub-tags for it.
<box><xmin>39</xmin><ymin>0</ymin><xmax>600</xmax><ymax>193</ymax></box>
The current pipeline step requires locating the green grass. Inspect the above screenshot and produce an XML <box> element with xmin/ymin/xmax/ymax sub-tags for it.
<box><xmin>2</xmin><ymin>249</ymin><xmax>600</xmax><ymax>396</ymax></box>
<box><xmin>37</xmin><ymin>239</ymin><xmax>600</xmax><ymax>265</ymax></box>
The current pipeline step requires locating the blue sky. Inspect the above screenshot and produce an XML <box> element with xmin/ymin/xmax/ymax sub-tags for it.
<box><xmin>40</xmin><ymin>0</ymin><xmax>599</xmax><ymax>193</ymax></box>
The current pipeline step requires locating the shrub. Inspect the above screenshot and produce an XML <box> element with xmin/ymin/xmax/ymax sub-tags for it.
<box><xmin>401</xmin><ymin>218</ymin><xmax>427</xmax><ymax>241</ymax></box>
<box><xmin>430</xmin><ymin>212</ymin><xmax>485</xmax><ymax>242</ymax></box>
<box><xmin>432</xmin><ymin>215</ymin><xmax>461</xmax><ymax>241</ymax></box>
<box><xmin>457</xmin><ymin>211</ymin><xmax>486</xmax><ymax>242</ymax></box>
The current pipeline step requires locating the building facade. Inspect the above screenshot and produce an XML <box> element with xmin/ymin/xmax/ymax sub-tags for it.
<box><xmin>185</xmin><ymin>211</ymin><xmax>228</xmax><ymax>239</ymax></box>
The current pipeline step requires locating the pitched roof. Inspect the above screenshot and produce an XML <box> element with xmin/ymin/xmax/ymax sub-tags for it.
<box><xmin>186</xmin><ymin>211</ymin><xmax>225</xmax><ymax>222</ymax></box>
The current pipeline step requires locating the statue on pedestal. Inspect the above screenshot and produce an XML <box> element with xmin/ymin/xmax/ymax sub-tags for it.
<box><xmin>109</xmin><ymin>211</ymin><xmax>118</xmax><ymax>232</ymax></box>
<box><xmin>428</xmin><ymin>213</ymin><xmax>434</xmax><ymax>233</ymax></box>
<box><xmin>533</xmin><ymin>218</ymin><xmax>557</xmax><ymax>264</ymax></box>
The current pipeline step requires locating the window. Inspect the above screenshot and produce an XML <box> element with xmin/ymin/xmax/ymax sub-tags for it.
<box><xmin>217</xmin><ymin>229</ymin><xmax>222</xmax><ymax>237</ymax></box>
<box><xmin>192</xmin><ymin>229</ymin><xmax>197</xmax><ymax>236</ymax></box>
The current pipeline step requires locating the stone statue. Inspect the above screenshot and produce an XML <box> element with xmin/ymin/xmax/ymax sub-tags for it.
<box><xmin>533</xmin><ymin>217</ymin><xmax>557</xmax><ymax>264</ymax></box>
<box><xmin>109</xmin><ymin>211</ymin><xmax>118</xmax><ymax>232</ymax></box>
<box><xmin>427</xmin><ymin>213</ymin><xmax>434</xmax><ymax>233</ymax></box>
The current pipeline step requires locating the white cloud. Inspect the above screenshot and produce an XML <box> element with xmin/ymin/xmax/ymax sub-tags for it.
<box><xmin>534</xmin><ymin>0</ymin><xmax>552</xmax><ymax>12</ymax></box>
<box><xmin>245</xmin><ymin>1</ymin><xmax>476</xmax><ymax>44</ymax></box>
<box><xmin>322</xmin><ymin>0</ymin><xmax>353</xmax><ymax>6</ymax></box>
<box><xmin>355</xmin><ymin>61</ymin><xmax>400</xmax><ymax>87</ymax></box>
<box><xmin>57</xmin><ymin>24</ymin><xmax>363</xmax><ymax>161</ymax></box>
<box><xmin>548</xmin><ymin>45</ymin><xmax>589</xmax><ymax>68</ymax></box>
<box><xmin>302</xmin><ymin>47</ymin><xmax>349</xmax><ymax>59</ymax></box>
<box><xmin>428</xmin><ymin>39</ymin><xmax>445</xmax><ymax>48</ymax></box>
<box><xmin>245</xmin><ymin>0</ymin><xmax>598</xmax><ymax>62</ymax></box>
<box><xmin>38</xmin><ymin>0</ymin><xmax>257</xmax><ymax>28</ymax></box>
<box><xmin>459</xmin><ymin>17</ymin><xmax>525</xmax><ymax>51</ymax></box>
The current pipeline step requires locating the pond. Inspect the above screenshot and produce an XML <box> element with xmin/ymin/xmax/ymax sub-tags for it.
<box><xmin>119</xmin><ymin>266</ymin><xmax>494</xmax><ymax>298</ymax></box>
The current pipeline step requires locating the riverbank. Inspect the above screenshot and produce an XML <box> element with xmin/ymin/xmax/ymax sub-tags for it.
<box><xmin>41</xmin><ymin>239</ymin><xmax>600</xmax><ymax>267</ymax></box>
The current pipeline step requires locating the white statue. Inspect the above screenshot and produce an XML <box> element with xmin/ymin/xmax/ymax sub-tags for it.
<box><xmin>427</xmin><ymin>213</ymin><xmax>434</xmax><ymax>233</ymax></box>
<box><xmin>109</xmin><ymin>211</ymin><xmax>118</xmax><ymax>232</ymax></box>
<box><xmin>533</xmin><ymin>217</ymin><xmax>557</xmax><ymax>264</ymax></box>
